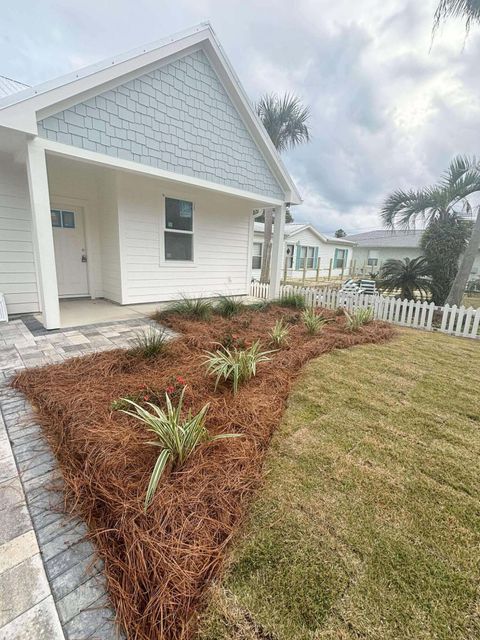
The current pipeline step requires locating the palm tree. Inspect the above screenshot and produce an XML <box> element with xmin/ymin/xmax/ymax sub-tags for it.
<box><xmin>256</xmin><ymin>93</ymin><xmax>311</xmax><ymax>282</ymax></box>
<box><xmin>379</xmin><ymin>257</ymin><xmax>432</xmax><ymax>300</ymax></box>
<box><xmin>381</xmin><ymin>156</ymin><xmax>480</xmax><ymax>305</ymax></box>
<box><xmin>433</xmin><ymin>0</ymin><xmax>480</xmax><ymax>35</ymax></box>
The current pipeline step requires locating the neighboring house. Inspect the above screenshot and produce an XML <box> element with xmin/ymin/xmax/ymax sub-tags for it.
<box><xmin>346</xmin><ymin>228</ymin><xmax>480</xmax><ymax>279</ymax></box>
<box><xmin>345</xmin><ymin>229</ymin><xmax>424</xmax><ymax>273</ymax></box>
<box><xmin>252</xmin><ymin>222</ymin><xmax>355</xmax><ymax>280</ymax></box>
<box><xmin>0</xmin><ymin>23</ymin><xmax>300</xmax><ymax>329</ymax></box>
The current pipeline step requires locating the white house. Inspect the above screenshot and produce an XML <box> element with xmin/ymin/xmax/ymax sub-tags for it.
<box><xmin>0</xmin><ymin>23</ymin><xmax>300</xmax><ymax>329</ymax></box>
<box><xmin>347</xmin><ymin>228</ymin><xmax>480</xmax><ymax>279</ymax></box>
<box><xmin>252</xmin><ymin>222</ymin><xmax>355</xmax><ymax>280</ymax></box>
<box><xmin>345</xmin><ymin>229</ymin><xmax>423</xmax><ymax>273</ymax></box>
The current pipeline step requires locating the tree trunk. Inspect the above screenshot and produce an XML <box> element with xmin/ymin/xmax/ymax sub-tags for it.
<box><xmin>446</xmin><ymin>209</ymin><xmax>480</xmax><ymax>306</ymax></box>
<box><xmin>260</xmin><ymin>208</ymin><xmax>273</xmax><ymax>283</ymax></box>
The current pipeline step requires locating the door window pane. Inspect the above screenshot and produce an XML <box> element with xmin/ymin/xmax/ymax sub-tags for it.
<box><xmin>165</xmin><ymin>232</ymin><xmax>193</xmax><ymax>261</ymax></box>
<box><xmin>61</xmin><ymin>211</ymin><xmax>75</xmax><ymax>228</ymax></box>
<box><xmin>51</xmin><ymin>210</ymin><xmax>61</xmax><ymax>227</ymax></box>
<box><xmin>165</xmin><ymin>197</ymin><xmax>193</xmax><ymax>231</ymax></box>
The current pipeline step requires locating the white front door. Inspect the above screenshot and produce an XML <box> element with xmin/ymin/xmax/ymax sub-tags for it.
<box><xmin>51</xmin><ymin>207</ymin><xmax>89</xmax><ymax>297</ymax></box>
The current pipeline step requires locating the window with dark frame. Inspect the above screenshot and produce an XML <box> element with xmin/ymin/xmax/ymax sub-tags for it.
<box><xmin>164</xmin><ymin>197</ymin><xmax>193</xmax><ymax>261</ymax></box>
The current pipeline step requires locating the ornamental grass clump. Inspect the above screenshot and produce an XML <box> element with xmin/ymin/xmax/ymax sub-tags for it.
<box><xmin>269</xmin><ymin>318</ymin><xmax>290</xmax><ymax>347</ymax></box>
<box><xmin>344</xmin><ymin>307</ymin><xmax>374</xmax><ymax>331</ymax></box>
<box><xmin>215</xmin><ymin>295</ymin><xmax>244</xmax><ymax>318</ymax></box>
<box><xmin>167</xmin><ymin>295</ymin><xmax>213</xmax><ymax>320</ymax></box>
<box><xmin>276</xmin><ymin>291</ymin><xmax>307</xmax><ymax>309</ymax></box>
<box><xmin>302</xmin><ymin>308</ymin><xmax>328</xmax><ymax>335</ymax></box>
<box><xmin>130</xmin><ymin>326</ymin><xmax>169</xmax><ymax>359</ymax></box>
<box><xmin>204</xmin><ymin>340</ymin><xmax>274</xmax><ymax>393</ymax></box>
<box><xmin>119</xmin><ymin>387</ymin><xmax>240</xmax><ymax>510</ymax></box>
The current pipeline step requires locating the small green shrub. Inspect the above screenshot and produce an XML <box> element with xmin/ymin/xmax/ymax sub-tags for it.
<box><xmin>120</xmin><ymin>387</ymin><xmax>241</xmax><ymax>510</ymax></box>
<box><xmin>204</xmin><ymin>340</ymin><xmax>274</xmax><ymax>394</ymax></box>
<box><xmin>302</xmin><ymin>308</ymin><xmax>328</xmax><ymax>335</ymax></box>
<box><xmin>344</xmin><ymin>307</ymin><xmax>374</xmax><ymax>331</ymax></box>
<box><xmin>131</xmin><ymin>327</ymin><xmax>168</xmax><ymax>358</ymax></box>
<box><xmin>249</xmin><ymin>300</ymin><xmax>271</xmax><ymax>312</ymax></box>
<box><xmin>167</xmin><ymin>295</ymin><xmax>213</xmax><ymax>320</ymax></box>
<box><xmin>269</xmin><ymin>319</ymin><xmax>290</xmax><ymax>346</ymax></box>
<box><xmin>276</xmin><ymin>291</ymin><xmax>306</xmax><ymax>309</ymax></box>
<box><xmin>215</xmin><ymin>295</ymin><xmax>243</xmax><ymax>318</ymax></box>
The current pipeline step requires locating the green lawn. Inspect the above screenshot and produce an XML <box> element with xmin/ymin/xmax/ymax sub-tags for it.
<box><xmin>199</xmin><ymin>329</ymin><xmax>480</xmax><ymax>640</ymax></box>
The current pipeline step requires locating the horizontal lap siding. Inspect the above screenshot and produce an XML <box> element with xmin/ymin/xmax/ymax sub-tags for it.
<box><xmin>118</xmin><ymin>173</ymin><xmax>250</xmax><ymax>303</ymax></box>
<box><xmin>0</xmin><ymin>157</ymin><xmax>40</xmax><ymax>313</ymax></box>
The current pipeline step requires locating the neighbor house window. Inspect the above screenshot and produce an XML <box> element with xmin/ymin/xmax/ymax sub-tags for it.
<box><xmin>367</xmin><ymin>257</ymin><xmax>378</xmax><ymax>267</ymax></box>
<box><xmin>164</xmin><ymin>197</ymin><xmax>193</xmax><ymax>261</ymax></box>
<box><xmin>334</xmin><ymin>248</ymin><xmax>347</xmax><ymax>269</ymax></box>
<box><xmin>252</xmin><ymin>242</ymin><xmax>263</xmax><ymax>269</ymax></box>
<box><xmin>286</xmin><ymin>244</ymin><xmax>294</xmax><ymax>268</ymax></box>
<box><xmin>300</xmin><ymin>246</ymin><xmax>315</xmax><ymax>269</ymax></box>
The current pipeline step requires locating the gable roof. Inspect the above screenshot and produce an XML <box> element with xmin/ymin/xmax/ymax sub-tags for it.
<box><xmin>344</xmin><ymin>229</ymin><xmax>423</xmax><ymax>248</ymax></box>
<box><xmin>254</xmin><ymin>221</ymin><xmax>356</xmax><ymax>245</ymax></box>
<box><xmin>0</xmin><ymin>75</ymin><xmax>29</xmax><ymax>99</ymax></box>
<box><xmin>0</xmin><ymin>23</ymin><xmax>300</xmax><ymax>204</ymax></box>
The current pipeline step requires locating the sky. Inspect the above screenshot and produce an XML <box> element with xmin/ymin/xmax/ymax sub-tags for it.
<box><xmin>1</xmin><ymin>0</ymin><xmax>479</xmax><ymax>234</ymax></box>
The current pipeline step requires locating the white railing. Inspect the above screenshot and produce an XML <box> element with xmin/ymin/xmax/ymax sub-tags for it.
<box><xmin>249</xmin><ymin>282</ymin><xmax>480</xmax><ymax>340</ymax></box>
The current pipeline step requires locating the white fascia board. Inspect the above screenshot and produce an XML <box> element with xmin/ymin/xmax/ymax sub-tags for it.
<box><xmin>39</xmin><ymin>138</ymin><xmax>284</xmax><ymax>207</ymax></box>
<box><xmin>0</xmin><ymin>22</ymin><xmax>300</xmax><ymax>205</ymax></box>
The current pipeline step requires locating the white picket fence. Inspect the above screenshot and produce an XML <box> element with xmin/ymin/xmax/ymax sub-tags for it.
<box><xmin>249</xmin><ymin>282</ymin><xmax>480</xmax><ymax>340</ymax></box>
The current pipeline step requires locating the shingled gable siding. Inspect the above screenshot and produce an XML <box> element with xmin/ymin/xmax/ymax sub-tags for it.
<box><xmin>38</xmin><ymin>50</ymin><xmax>284</xmax><ymax>200</ymax></box>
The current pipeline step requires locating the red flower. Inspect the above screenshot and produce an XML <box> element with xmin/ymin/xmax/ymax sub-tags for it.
<box><xmin>143</xmin><ymin>395</ymin><xmax>149</xmax><ymax>401</ymax></box>
<box><xmin>166</xmin><ymin>385</ymin><xmax>175</xmax><ymax>394</ymax></box>
<box><xmin>176</xmin><ymin>376</ymin><xmax>186</xmax><ymax>385</ymax></box>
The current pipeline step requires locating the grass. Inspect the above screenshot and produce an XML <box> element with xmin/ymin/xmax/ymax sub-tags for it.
<box><xmin>215</xmin><ymin>296</ymin><xmax>244</xmax><ymax>318</ymax></box>
<box><xmin>166</xmin><ymin>295</ymin><xmax>213</xmax><ymax>320</ymax></box>
<box><xmin>463</xmin><ymin>293</ymin><xmax>480</xmax><ymax>309</ymax></box>
<box><xmin>199</xmin><ymin>329</ymin><xmax>480</xmax><ymax>640</ymax></box>
<box><xmin>130</xmin><ymin>326</ymin><xmax>168</xmax><ymax>358</ymax></box>
<box><xmin>275</xmin><ymin>291</ymin><xmax>307</xmax><ymax>310</ymax></box>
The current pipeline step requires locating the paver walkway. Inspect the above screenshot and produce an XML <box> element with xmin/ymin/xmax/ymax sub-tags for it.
<box><xmin>0</xmin><ymin>315</ymin><xmax>171</xmax><ymax>639</ymax></box>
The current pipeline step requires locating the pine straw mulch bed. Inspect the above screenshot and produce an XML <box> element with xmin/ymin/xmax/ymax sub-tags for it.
<box><xmin>12</xmin><ymin>305</ymin><xmax>395</xmax><ymax>640</ymax></box>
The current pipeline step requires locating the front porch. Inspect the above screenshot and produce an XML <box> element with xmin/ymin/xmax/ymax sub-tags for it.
<box><xmin>25</xmin><ymin>140</ymin><xmax>287</xmax><ymax>330</ymax></box>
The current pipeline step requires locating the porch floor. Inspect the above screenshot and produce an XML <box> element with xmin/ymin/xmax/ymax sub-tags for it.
<box><xmin>35</xmin><ymin>298</ymin><xmax>170</xmax><ymax>329</ymax></box>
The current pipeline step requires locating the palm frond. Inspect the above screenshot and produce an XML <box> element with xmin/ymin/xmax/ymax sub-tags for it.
<box><xmin>256</xmin><ymin>92</ymin><xmax>311</xmax><ymax>152</ymax></box>
<box><xmin>433</xmin><ymin>0</ymin><xmax>480</xmax><ymax>35</ymax></box>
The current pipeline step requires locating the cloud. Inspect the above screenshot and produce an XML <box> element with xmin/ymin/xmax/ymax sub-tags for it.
<box><xmin>1</xmin><ymin>0</ymin><xmax>479</xmax><ymax>234</ymax></box>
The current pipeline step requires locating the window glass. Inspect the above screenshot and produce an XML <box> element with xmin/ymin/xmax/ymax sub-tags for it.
<box><xmin>51</xmin><ymin>210</ymin><xmax>61</xmax><ymax>227</ymax></box>
<box><xmin>367</xmin><ymin>257</ymin><xmax>378</xmax><ymax>267</ymax></box>
<box><xmin>61</xmin><ymin>211</ymin><xmax>75</xmax><ymax>229</ymax></box>
<box><xmin>252</xmin><ymin>242</ymin><xmax>263</xmax><ymax>269</ymax></box>
<box><xmin>286</xmin><ymin>244</ymin><xmax>294</xmax><ymax>268</ymax></box>
<box><xmin>307</xmin><ymin>246</ymin><xmax>315</xmax><ymax>269</ymax></box>
<box><xmin>165</xmin><ymin>232</ymin><xmax>193</xmax><ymax>261</ymax></box>
<box><xmin>334</xmin><ymin>248</ymin><xmax>346</xmax><ymax>269</ymax></box>
<box><xmin>165</xmin><ymin>197</ymin><xmax>193</xmax><ymax>231</ymax></box>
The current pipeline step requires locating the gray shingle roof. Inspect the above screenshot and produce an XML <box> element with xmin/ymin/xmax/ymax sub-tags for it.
<box><xmin>0</xmin><ymin>75</ymin><xmax>30</xmax><ymax>99</ymax></box>
<box><xmin>344</xmin><ymin>229</ymin><xmax>423</xmax><ymax>248</ymax></box>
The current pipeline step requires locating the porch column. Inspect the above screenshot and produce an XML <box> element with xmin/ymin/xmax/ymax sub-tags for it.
<box><xmin>26</xmin><ymin>139</ymin><xmax>60</xmax><ymax>329</ymax></box>
<box><xmin>269</xmin><ymin>203</ymin><xmax>286</xmax><ymax>299</ymax></box>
